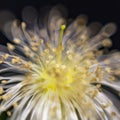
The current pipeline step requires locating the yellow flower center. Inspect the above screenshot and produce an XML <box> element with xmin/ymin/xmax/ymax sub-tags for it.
<box><xmin>23</xmin><ymin>25</ymin><xmax>102</xmax><ymax>100</ymax></box>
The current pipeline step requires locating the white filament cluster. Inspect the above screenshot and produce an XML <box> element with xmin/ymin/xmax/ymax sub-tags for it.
<box><xmin>0</xmin><ymin>5</ymin><xmax>120</xmax><ymax>120</ymax></box>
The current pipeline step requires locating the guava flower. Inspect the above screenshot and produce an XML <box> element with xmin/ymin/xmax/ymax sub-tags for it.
<box><xmin>0</xmin><ymin>5</ymin><xmax>120</xmax><ymax>120</ymax></box>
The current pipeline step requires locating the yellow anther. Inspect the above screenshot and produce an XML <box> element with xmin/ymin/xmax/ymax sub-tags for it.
<box><xmin>7</xmin><ymin>43</ymin><xmax>15</xmax><ymax>50</ymax></box>
<box><xmin>67</xmin><ymin>54</ymin><xmax>72</xmax><ymax>60</ymax></box>
<box><xmin>2</xmin><ymin>54</ymin><xmax>9</xmax><ymax>59</ymax></box>
<box><xmin>32</xmin><ymin>46</ymin><xmax>38</xmax><ymax>51</ymax></box>
<box><xmin>39</xmin><ymin>39</ymin><xmax>43</xmax><ymax>44</ymax></box>
<box><xmin>1</xmin><ymin>80</ymin><xmax>7</xmax><ymax>84</ymax></box>
<box><xmin>11</xmin><ymin>56</ymin><xmax>21</xmax><ymax>64</ymax></box>
<box><xmin>52</xmin><ymin>48</ymin><xmax>56</xmax><ymax>53</ymax></box>
<box><xmin>31</xmin><ymin>35</ymin><xmax>39</xmax><ymax>41</ymax></box>
<box><xmin>102</xmin><ymin>39</ymin><xmax>112</xmax><ymax>47</ymax></box>
<box><xmin>21</xmin><ymin>22</ymin><xmax>26</xmax><ymax>28</ymax></box>
<box><xmin>102</xmin><ymin>101</ymin><xmax>111</xmax><ymax>109</ymax></box>
<box><xmin>66</xmin><ymin>50</ymin><xmax>71</xmax><ymax>54</ymax></box>
<box><xmin>89</xmin><ymin>90</ymin><xmax>98</xmax><ymax>98</ymax></box>
<box><xmin>96</xmin><ymin>84</ymin><xmax>101</xmax><ymax>88</ymax></box>
<box><xmin>31</xmin><ymin>42</ymin><xmax>40</xmax><ymax>47</ymax></box>
<box><xmin>13</xmin><ymin>38</ymin><xmax>21</xmax><ymax>44</ymax></box>
<box><xmin>23</xmin><ymin>61</ymin><xmax>32</xmax><ymax>69</ymax></box>
<box><xmin>12</xmin><ymin>102</ymin><xmax>18</xmax><ymax>108</ymax></box>
<box><xmin>105</xmin><ymin>67</ymin><xmax>111</xmax><ymax>73</ymax></box>
<box><xmin>109</xmin><ymin>76</ymin><xmax>115</xmax><ymax>81</ymax></box>
<box><xmin>7</xmin><ymin>111</ymin><xmax>12</xmax><ymax>116</ymax></box>
<box><xmin>0</xmin><ymin>60</ymin><xmax>4</xmax><ymax>64</ymax></box>
<box><xmin>45</xmin><ymin>42</ymin><xmax>51</xmax><ymax>49</ymax></box>
<box><xmin>44</xmin><ymin>49</ymin><xmax>49</xmax><ymax>54</ymax></box>
<box><xmin>11</xmin><ymin>59</ymin><xmax>17</xmax><ymax>64</ymax></box>
<box><xmin>24</xmin><ymin>46</ymin><xmax>30</xmax><ymax>52</ymax></box>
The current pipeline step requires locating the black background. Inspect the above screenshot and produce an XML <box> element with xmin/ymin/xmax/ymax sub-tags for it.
<box><xmin>0</xmin><ymin>0</ymin><xmax>120</xmax><ymax>50</ymax></box>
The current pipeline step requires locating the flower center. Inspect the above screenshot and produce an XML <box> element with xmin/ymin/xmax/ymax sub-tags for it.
<box><xmin>29</xmin><ymin>51</ymin><xmax>96</xmax><ymax>98</ymax></box>
<box><xmin>23</xmin><ymin>25</ymin><xmax>102</xmax><ymax>98</ymax></box>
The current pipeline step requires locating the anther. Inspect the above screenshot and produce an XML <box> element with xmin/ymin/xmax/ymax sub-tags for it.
<box><xmin>7</xmin><ymin>43</ymin><xmax>15</xmax><ymax>50</ymax></box>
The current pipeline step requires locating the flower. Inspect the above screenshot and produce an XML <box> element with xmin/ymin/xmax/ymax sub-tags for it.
<box><xmin>0</xmin><ymin>5</ymin><xmax>120</xmax><ymax>120</ymax></box>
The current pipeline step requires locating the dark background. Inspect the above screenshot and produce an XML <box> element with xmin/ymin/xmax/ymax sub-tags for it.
<box><xmin>0</xmin><ymin>0</ymin><xmax>120</xmax><ymax>50</ymax></box>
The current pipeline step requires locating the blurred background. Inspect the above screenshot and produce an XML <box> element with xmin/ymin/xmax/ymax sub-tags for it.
<box><xmin>0</xmin><ymin>0</ymin><xmax>120</xmax><ymax>50</ymax></box>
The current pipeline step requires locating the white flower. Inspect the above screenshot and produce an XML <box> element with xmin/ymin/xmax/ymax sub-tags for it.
<box><xmin>0</xmin><ymin>5</ymin><xmax>120</xmax><ymax>120</ymax></box>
